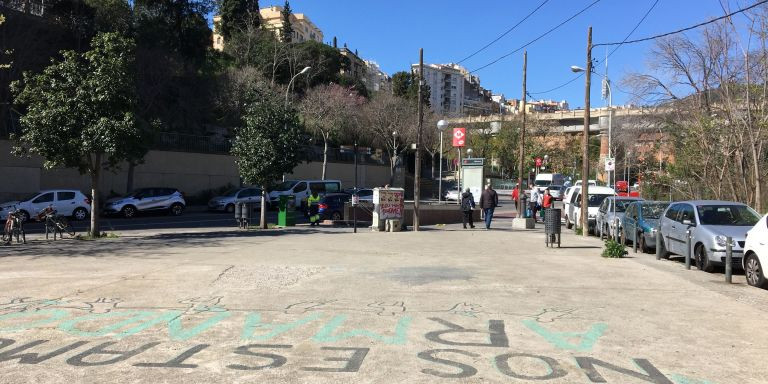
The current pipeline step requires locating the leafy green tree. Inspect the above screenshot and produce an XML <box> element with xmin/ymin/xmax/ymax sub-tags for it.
<box><xmin>218</xmin><ymin>0</ymin><xmax>260</xmax><ymax>40</ymax></box>
<box><xmin>12</xmin><ymin>32</ymin><xmax>142</xmax><ymax>237</ymax></box>
<box><xmin>0</xmin><ymin>15</ymin><xmax>10</xmax><ymax>70</ymax></box>
<box><xmin>231</xmin><ymin>87</ymin><xmax>305</xmax><ymax>228</ymax></box>
<box><xmin>280</xmin><ymin>0</ymin><xmax>293</xmax><ymax>43</ymax></box>
<box><xmin>134</xmin><ymin>0</ymin><xmax>213</xmax><ymax>64</ymax></box>
<box><xmin>391</xmin><ymin>70</ymin><xmax>430</xmax><ymax>106</ymax></box>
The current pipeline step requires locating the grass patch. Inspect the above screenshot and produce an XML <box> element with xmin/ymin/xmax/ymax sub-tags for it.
<box><xmin>75</xmin><ymin>232</ymin><xmax>120</xmax><ymax>241</ymax></box>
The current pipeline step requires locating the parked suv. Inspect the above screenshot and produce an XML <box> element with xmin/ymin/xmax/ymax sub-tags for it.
<box><xmin>658</xmin><ymin>201</ymin><xmax>760</xmax><ymax>272</ymax></box>
<box><xmin>103</xmin><ymin>188</ymin><xmax>186</xmax><ymax>218</ymax></box>
<box><xmin>0</xmin><ymin>190</ymin><xmax>91</xmax><ymax>222</ymax></box>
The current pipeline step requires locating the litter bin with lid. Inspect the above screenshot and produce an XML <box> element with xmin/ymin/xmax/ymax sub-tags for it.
<box><xmin>278</xmin><ymin>195</ymin><xmax>296</xmax><ymax>227</ymax></box>
<box><xmin>544</xmin><ymin>208</ymin><xmax>561</xmax><ymax>248</ymax></box>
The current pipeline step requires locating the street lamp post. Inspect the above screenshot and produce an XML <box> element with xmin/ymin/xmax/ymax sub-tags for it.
<box><xmin>437</xmin><ymin>120</ymin><xmax>448</xmax><ymax>202</ymax></box>
<box><xmin>285</xmin><ymin>66</ymin><xmax>311</xmax><ymax>107</ymax></box>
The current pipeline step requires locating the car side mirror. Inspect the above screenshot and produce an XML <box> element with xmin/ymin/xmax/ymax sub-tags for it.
<box><xmin>682</xmin><ymin>219</ymin><xmax>695</xmax><ymax>227</ymax></box>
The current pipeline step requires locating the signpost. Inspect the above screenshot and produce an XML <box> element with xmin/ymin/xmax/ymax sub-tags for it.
<box><xmin>605</xmin><ymin>157</ymin><xmax>615</xmax><ymax>172</ymax></box>
<box><xmin>452</xmin><ymin>128</ymin><xmax>466</xmax><ymax>147</ymax></box>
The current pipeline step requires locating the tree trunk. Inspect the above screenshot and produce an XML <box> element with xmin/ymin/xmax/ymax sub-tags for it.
<box><xmin>90</xmin><ymin>153</ymin><xmax>102</xmax><ymax>238</ymax></box>
<box><xmin>322</xmin><ymin>137</ymin><xmax>328</xmax><ymax>180</ymax></box>
<box><xmin>126</xmin><ymin>162</ymin><xmax>135</xmax><ymax>194</ymax></box>
<box><xmin>260</xmin><ymin>185</ymin><xmax>267</xmax><ymax>229</ymax></box>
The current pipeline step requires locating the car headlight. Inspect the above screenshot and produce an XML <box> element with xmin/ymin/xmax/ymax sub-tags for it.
<box><xmin>715</xmin><ymin>235</ymin><xmax>727</xmax><ymax>248</ymax></box>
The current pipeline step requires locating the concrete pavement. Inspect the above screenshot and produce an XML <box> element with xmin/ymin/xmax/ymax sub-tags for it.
<box><xmin>0</xmin><ymin>216</ymin><xmax>766</xmax><ymax>383</ymax></box>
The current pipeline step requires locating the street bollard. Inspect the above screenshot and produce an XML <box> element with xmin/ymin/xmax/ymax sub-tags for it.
<box><xmin>633</xmin><ymin>229</ymin><xmax>638</xmax><ymax>254</ymax></box>
<box><xmin>685</xmin><ymin>230</ymin><xmax>692</xmax><ymax>270</ymax></box>
<box><xmin>725</xmin><ymin>236</ymin><xmax>733</xmax><ymax>284</ymax></box>
<box><xmin>655</xmin><ymin>229</ymin><xmax>662</xmax><ymax>260</ymax></box>
<box><xmin>242</xmin><ymin>203</ymin><xmax>250</xmax><ymax>229</ymax></box>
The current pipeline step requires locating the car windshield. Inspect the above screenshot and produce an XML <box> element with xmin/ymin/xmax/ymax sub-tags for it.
<box><xmin>273</xmin><ymin>181</ymin><xmax>297</xmax><ymax>192</ymax></box>
<box><xmin>614</xmin><ymin>199</ymin><xmax>638</xmax><ymax>212</ymax></box>
<box><xmin>697</xmin><ymin>205</ymin><xmax>760</xmax><ymax>226</ymax></box>
<box><xmin>548</xmin><ymin>185</ymin><xmax>562</xmax><ymax>191</ymax></box>
<box><xmin>534</xmin><ymin>180</ymin><xmax>551</xmax><ymax>186</ymax></box>
<box><xmin>641</xmin><ymin>203</ymin><xmax>669</xmax><ymax>219</ymax></box>
<box><xmin>588</xmin><ymin>194</ymin><xmax>610</xmax><ymax>207</ymax></box>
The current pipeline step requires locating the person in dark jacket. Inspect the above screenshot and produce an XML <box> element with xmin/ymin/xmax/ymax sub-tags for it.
<box><xmin>479</xmin><ymin>184</ymin><xmax>499</xmax><ymax>229</ymax></box>
<box><xmin>460</xmin><ymin>188</ymin><xmax>476</xmax><ymax>229</ymax></box>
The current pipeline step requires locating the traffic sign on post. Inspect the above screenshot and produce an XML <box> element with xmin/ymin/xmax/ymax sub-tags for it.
<box><xmin>452</xmin><ymin>127</ymin><xmax>466</xmax><ymax>147</ymax></box>
<box><xmin>605</xmin><ymin>157</ymin><xmax>615</xmax><ymax>172</ymax></box>
<box><xmin>535</xmin><ymin>157</ymin><xmax>542</xmax><ymax>167</ymax></box>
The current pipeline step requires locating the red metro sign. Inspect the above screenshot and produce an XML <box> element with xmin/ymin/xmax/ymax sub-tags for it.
<box><xmin>452</xmin><ymin>127</ymin><xmax>466</xmax><ymax>147</ymax></box>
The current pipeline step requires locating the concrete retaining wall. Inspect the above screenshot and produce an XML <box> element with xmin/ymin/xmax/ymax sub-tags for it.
<box><xmin>0</xmin><ymin>140</ymin><xmax>391</xmax><ymax>202</ymax></box>
<box><xmin>345</xmin><ymin>202</ymin><xmax>481</xmax><ymax>226</ymax></box>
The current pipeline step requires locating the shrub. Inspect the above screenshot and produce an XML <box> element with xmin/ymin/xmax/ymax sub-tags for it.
<box><xmin>602</xmin><ymin>239</ymin><xmax>626</xmax><ymax>258</ymax></box>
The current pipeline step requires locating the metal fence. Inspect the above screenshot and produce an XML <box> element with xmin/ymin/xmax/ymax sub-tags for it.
<box><xmin>154</xmin><ymin>132</ymin><xmax>232</xmax><ymax>154</ymax></box>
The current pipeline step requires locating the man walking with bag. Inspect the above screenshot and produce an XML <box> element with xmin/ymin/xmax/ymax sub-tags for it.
<box><xmin>479</xmin><ymin>184</ymin><xmax>499</xmax><ymax>230</ymax></box>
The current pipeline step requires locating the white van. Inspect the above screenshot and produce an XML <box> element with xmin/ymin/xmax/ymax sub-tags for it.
<box><xmin>268</xmin><ymin>180</ymin><xmax>342</xmax><ymax>208</ymax></box>
<box><xmin>534</xmin><ymin>173</ymin><xmax>565</xmax><ymax>193</ymax></box>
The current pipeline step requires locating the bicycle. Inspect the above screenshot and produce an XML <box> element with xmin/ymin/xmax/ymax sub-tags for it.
<box><xmin>38</xmin><ymin>207</ymin><xmax>76</xmax><ymax>240</ymax></box>
<box><xmin>3</xmin><ymin>208</ymin><xmax>26</xmax><ymax>245</ymax></box>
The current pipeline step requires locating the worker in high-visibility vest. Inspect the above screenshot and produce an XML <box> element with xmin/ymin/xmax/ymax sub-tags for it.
<box><xmin>307</xmin><ymin>190</ymin><xmax>321</xmax><ymax>226</ymax></box>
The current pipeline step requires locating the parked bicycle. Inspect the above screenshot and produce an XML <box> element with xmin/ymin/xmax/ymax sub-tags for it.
<box><xmin>3</xmin><ymin>207</ymin><xmax>26</xmax><ymax>245</ymax></box>
<box><xmin>37</xmin><ymin>205</ymin><xmax>76</xmax><ymax>240</ymax></box>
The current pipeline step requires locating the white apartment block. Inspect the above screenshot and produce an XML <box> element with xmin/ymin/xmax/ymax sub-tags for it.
<box><xmin>363</xmin><ymin>60</ymin><xmax>390</xmax><ymax>92</ymax></box>
<box><xmin>413</xmin><ymin>63</ymin><xmax>465</xmax><ymax>116</ymax></box>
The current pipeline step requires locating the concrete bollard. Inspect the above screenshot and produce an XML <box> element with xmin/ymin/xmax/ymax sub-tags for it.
<box><xmin>655</xmin><ymin>229</ymin><xmax>662</xmax><ymax>260</ymax></box>
<box><xmin>685</xmin><ymin>230</ymin><xmax>692</xmax><ymax>270</ymax></box>
<box><xmin>725</xmin><ymin>236</ymin><xmax>733</xmax><ymax>284</ymax></box>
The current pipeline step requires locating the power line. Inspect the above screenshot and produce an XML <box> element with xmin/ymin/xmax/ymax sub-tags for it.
<box><xmin>530</xmin><ymin>0</ymin><xmax>660</xmax><ymax>96</ymax></box>
<box><xmin>457</xmin><ymin>0</ymin><xmax>550</xmax><ymax>65</ymax></box>
<box><xmin>470</xmin><ymin>0</ymin><xmax>603</xmax><ymax>74</ymax></box>
<box><xmin>594</xmin><ymin>0</ymin><xmax>768</xmax><ymax>47</ymax></box>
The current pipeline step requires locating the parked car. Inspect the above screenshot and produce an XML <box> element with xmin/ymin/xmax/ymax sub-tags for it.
<box><xmin>0</xmin><ymin>190</ymin><xmax>91</xmax><ymax>222</ymax></box>
<box><xmin>318</xmin><ymin>193</ymin><xmax>351</xmax><ymax>221</ymax></box>
<box><xmin>568</xmin><ymin>186</ymin><xmax>615</xmax><ymax>234</ymax></box>
<box><xmin>103</xmin><ymin>188</ymin><xmax>186</xmax><ymax>218</ymax></box>
<box><xmin>596</xmin><ymin>196</ymin><xmax>644</xmax><ymax>239</ymax></box>
<box><xmin>658</xmin><ymin>201</ymin><xmax>761</xmax><ymax>272</ymax></box>
<box><xmin>574</xmin><ymin>180</ymin><xmax>598</xmax><ymax>187</ymax></box>
<box><xmin>344</xmin><ymin>188</ymin><xmax>374</xmax><ymax>203</ymax></box>
<box><xmin>534</xmin><ymin>173</ymin><xmax>566</xmax><ymax>194</ymax></box>
<box><xmin>208</xmin><ymin>187</ymin><xmax>263</xmax><ymax>213</ymax></box>
<box><xmin>562</xmin><ymin>186</ymin><xmax>580</xmax><ymax>227</ymax></box>
<box><xmin>547</xmin><ymin>185</ymin><xmax>565</xmax><ymax>201</ymax></box>
<box><xmin>268</xmin><ymin>179</ymin><xmax>342</xmax><ymax>209</ymax></box>
<box><xmin>743</xmin><ymin>213</ymin><xmax>768</xmax><ymax>288</ymax></box>
<box><xmin>622</xmin><ymin>201</ymin><xmax>671</xmax><ymax>253</ymax></box>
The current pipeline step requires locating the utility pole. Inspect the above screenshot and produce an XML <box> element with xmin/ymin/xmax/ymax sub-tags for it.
<box><xmin>414</xmin><ymin>48</ymin><xmax>423</xmax><ymax>231</ymax></box>
<box><xmin>581</xmin><ymin>27</ymin><xmax>592</xmax><ymax>237</ymax></box>
<box><xmin>518</xmin><ymin>51</ymin><xmax>527</xmax><ymax>216</ymax></box>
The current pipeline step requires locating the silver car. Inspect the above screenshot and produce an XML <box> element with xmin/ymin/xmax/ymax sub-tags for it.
<box><xmin>658</xmin><ymin>200</ymin><xmax>761</xmax><ymax>272</ymax></box>
<box><xmin>103</xmin><ymin>187</ymin><xmax>186</xmax><ymax>218</ymax></box>
<box><xmin>208</xmin><ymin>187</ymin><xmax>263</xmax><ymax>213</ymax></box>
<box><xmin>595</xmin><ymin>196</ymin><xmax>643</xmax><ymax>239</ymax></box>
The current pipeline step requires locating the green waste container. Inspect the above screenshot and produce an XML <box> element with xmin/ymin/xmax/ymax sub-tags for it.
<box><xmin>278</xmin><ymin>195</ymin><xmax>296</xmax><ymax>227</ymax></box>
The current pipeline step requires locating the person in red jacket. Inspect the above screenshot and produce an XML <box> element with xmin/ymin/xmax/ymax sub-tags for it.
<box><xmin>542</xmin><ymin>189</ymin><xmax>553</xmax><ymax>211</ymax></box>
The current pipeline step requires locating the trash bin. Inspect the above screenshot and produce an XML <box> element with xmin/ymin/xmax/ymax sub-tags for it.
<box><xmin>520</xmin><ymin>194</ymin><xmax>529</xmax><ymax>218</ymax></box>
<box><xmin>278</xmin><ymin>195</ymin><xmax>295</xmax><ymax>227</ymax></box>
<box><xmin>544</xmin><ymin>208</ymin><xmax>561</xmax><ymax>248</ymax></box>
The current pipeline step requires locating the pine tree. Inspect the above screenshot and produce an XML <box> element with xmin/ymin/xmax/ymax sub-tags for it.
<box><xmin>280</xmin><ymin>0</ymin><xmax>293</xmax><ymax>43</ymax></box>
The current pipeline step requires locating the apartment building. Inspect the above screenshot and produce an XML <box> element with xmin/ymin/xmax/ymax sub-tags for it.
<box><xmin>212</xmin><ymin>5</ymin><xmax>323</xmax><ymax>51</ymax></box>
<box><xmin>413</xmin><ymin>63</ymin><xmax>465</xmax><ymax>116</ymax></box>
<box><xmin>2</xmin><ymin>0</ymin><xmax>45</xmax><ymax>16</ymax></box>
<box><xmin>363</xmin><ymin>60</ymin><xmax>391</xmax><ymax>92</ymax></box>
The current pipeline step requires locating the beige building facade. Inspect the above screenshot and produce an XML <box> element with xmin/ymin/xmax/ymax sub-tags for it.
<box><xmin>212</xmin><ymin>5</ymin><xmax>323</xmax><ymax>50</ymax></box>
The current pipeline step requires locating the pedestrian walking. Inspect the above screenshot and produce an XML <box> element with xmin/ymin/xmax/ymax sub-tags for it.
<box><xmin>542</xmin><ymin>189</ymin><xmax>553</xmax><ymax>221</ymax></box>
<box><xmin>530</xmin><ymin>188</ymin><xmax>540</xmax><ymax>222</ymax></box>
<box><xmin>307</xmin><ymin>190</ymin><xmax>321</xmax><ymax>226</ymax></box>
<box><xmin>460</xmin><ymin>188</ymin><xmax>476</xmax><ymax>229</ymax></box>
<box><xmin>479</xmin><ymin>184</ymin><xmax>499</xmax><ymax>229</ymax></box>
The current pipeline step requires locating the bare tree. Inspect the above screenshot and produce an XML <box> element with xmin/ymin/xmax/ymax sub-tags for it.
<box><xmin>360</xmin><ymin>92</ymin><xmax>415</xmax><ymax>185</ymax></box>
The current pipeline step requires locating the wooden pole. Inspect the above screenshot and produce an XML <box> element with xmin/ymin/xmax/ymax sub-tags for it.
<box><xmin>581</xmin><ymin>26</ymin><xmax>592</xmax><ymax>237</ymax></box>
<box><xmin>414</xmin><ymin>48</ymin><xmax>423</xmax><ymax>231</ymax></box>
<box><xmin>518</xmin><ymin>51</ymin><xmax>527</xmax><ymax>217</ymax></box>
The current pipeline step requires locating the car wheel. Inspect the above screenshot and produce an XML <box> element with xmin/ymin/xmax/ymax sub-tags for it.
<box><xmin>565</xmin><ymin>215</ymin><xmax>573</xmax><ymax>229</ymax></box>
<box><xmin>639</xmin><ymin>233</ymin><xmax>650</xmax><ymax>253</ymax></box>
<box><xmin>745</xmin><ymin>253</ymin><xmax>767</xmax><ymax>288</ymax></box>
<box><xmin>122</xmin><ymin>206</ymin><xmax>137</xmax><ymax>219</ymax></box>
<box><xmin>170</xmin><ymin>203</ymin><xmax>184</xmax><ymax>216</ymax></box>
<box><xmin>331</xmin><ymin>211</ymin><xmax>342</xmax><ymax>221</ymax></box>
<box><xmin>73</xmin><ymin>207</ymin><xmax>88</xmax><ymax>221</ymax></box>
<box><xmin>225</xmin><ymin>204</ymin><xmax>235</xmax><ymax>214</ymax></box>
<box><xmin>695</xmin><ymin>245</ymin><xmax>714</xmax><ymax>272</ymax></box>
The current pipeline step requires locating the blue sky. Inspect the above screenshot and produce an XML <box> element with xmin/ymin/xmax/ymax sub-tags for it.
<box><xmin>254</xmin><ymin>0</ymin><xmax>758</xmax><ymax>107</ymax></box>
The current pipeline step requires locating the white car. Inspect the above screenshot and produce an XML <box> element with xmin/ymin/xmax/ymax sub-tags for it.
<box><xmin>208</xmin><ymin>187</ymin><xmax>263</xmax><ymax>213</ymax></box>
<box><xmin>0</xmin><ymin>190</ymin><xmax>91</xmax><ymax>222</ymax></box>
<box><xmin>568</xmin><ymin>186</ymin><xmax>616</xmax><ymax>234</ymax></box>
<box><xmin>744</xmin><ymin>213</ymin><xmax>768</xmax><ymax>288</ymax></box>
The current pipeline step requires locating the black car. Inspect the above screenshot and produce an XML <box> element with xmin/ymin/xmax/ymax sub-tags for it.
<box><xmin>318</xmin><ymin>193</ymin><xmax>351</xmax><ymax>221</ymax></box>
